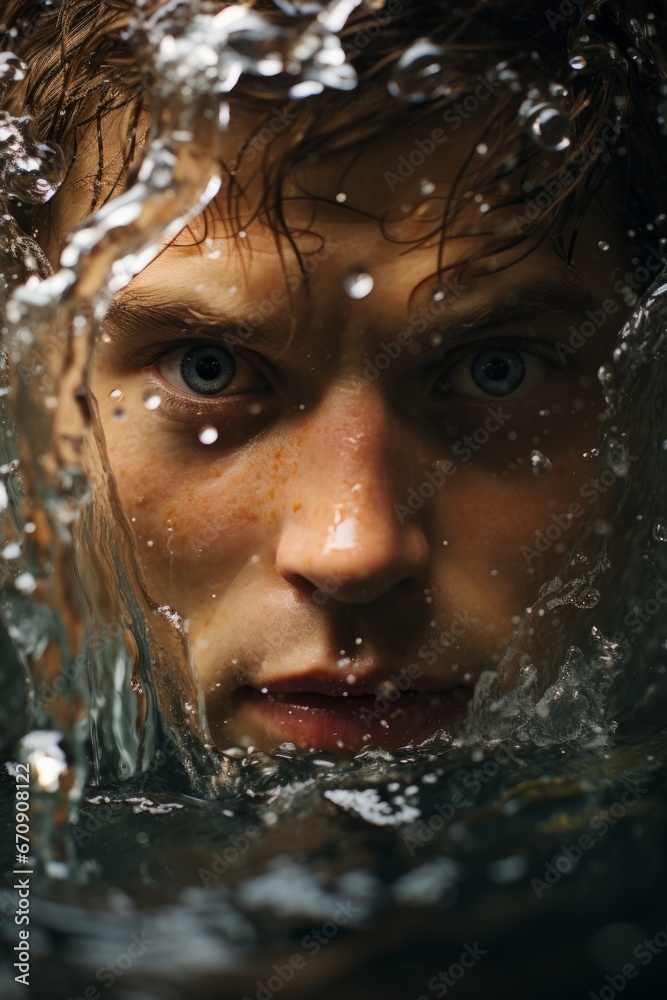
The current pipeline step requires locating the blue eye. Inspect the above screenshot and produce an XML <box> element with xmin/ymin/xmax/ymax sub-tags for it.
<box><xmin>471</xmin><ymin>347</ymin><xmax>526</xmax><ymax>396</ymax></box>
<box><xmin>181</xmin><ymin>345</ymin><xmax>235</xmax><ymax>396</ymax></box>
<box><xmin>157</xmin><ymin>343</ymin><xmax>270</xmax><ymax>399</ymax></box>
<box><xmin>436</xmin><ymin>343</ymin><xmax>548</xmax><ymax>400</ymax></box>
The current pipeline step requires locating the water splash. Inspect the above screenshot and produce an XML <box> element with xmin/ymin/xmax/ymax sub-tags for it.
<box><xmin>462</xmin><ymin>268</ymin><xmax>667</xmax><ymax>747</ymax></box>
<box><xmin>0</xmin><ymin>3</ymin><xmax>665</xmax><ymax>900</ymax></box>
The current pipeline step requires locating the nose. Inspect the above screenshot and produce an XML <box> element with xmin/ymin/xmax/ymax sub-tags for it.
<box><xmin>275</xmin><ymin>389</ymin><xmax>431</xmax><ymax>604</ymax></box>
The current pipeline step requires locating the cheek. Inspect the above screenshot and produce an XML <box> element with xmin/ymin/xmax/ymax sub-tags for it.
<box><xmin>436</xmin><ymin>435</ymin><xmax>600</xmax><ymax>589</ymax></box>
<box><xmin>99</xmin><ymin>411</ymin><xmax>298</xmax><ymax>600</ymax></box>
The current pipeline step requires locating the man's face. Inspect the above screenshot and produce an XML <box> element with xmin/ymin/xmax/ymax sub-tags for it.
<box><xmin>50</xmin><ymin>105</ymin><xmax>630</xmax><ymax>754</ymax></box>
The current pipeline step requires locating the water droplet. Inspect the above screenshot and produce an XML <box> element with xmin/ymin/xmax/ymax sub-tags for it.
<box><xmin>335</xmin><ymin>191</ymin><xmax>347</xmax><ymax>203</ymax></box>
<box><xmin>0</xmin><ymin>111</ymin><xmax>66</xmax><ymax>202</ymax></box>
<box><xmin>198</xmin><ymin>425</ymin><xmax>219</xmax><ymax>445</ymax></box>
<box><xmin>529</xmin><ymin>107</ymin><xmax>571</xmax><ymax>151</ymax></box>
<box><xmin>387</xmin><ymin>39</ymin><xmax>455</xmax><ymax>103</ymax></box>
<box><xmin>495</xmin><ymin>61</ymin><xmax>519</xmax><ymax>85</ymax></box>
<box><xmin>143</xmin><ymin>393</ymin><xmax>161</xmax><ymax>410</ymax></box>
<box><xmin>574</xmin><ymin>587</ymin><xmax>601</xmax><ymax>610</ymax></box>
<box><xmin>14</xmin><ymin>571</ymin><xmax>37</xmax><ymax>594</ymax></box>
<box><xmin>343</xmin><ymin>270</ymin><xmax>373</xmax><ymax>299</ymax></box>
<box><xmin>603</xmin><ymin>438</ymin><xmax>630</xmax><ymax>477</ymax></box>
<box><xmin>530</xmin><ymin>449</ymin><xmax>552</xmax><ymax>477</ymax></box>
<box><xmin>420</xmin><ymin>178</ymin><xmax>435</xmax><ymax>195</ymax></box>
<box><xmin>598</xmin><ymin>240</ymin><xmax>610</xmax><ymax>252</ymax></box>
<box><xmin>0</xmin><ymin>53</ymin><xmax>28</xmax><ymax>84</ymax></box>
<box><xmin>569</xmin><ymin>54</ymin><xmax>587</xmax><ymax>70</ymax></box>
<box><xmin>289</xmin><ymin>80</ymin><xmax>325</xmax><ymax>99</ymax></box>
<box><xmin>476</xmin><ymin>143</ymin><xmax>489</xmax><ymax>156</ymax></box>
<box><xmin>652</xmin><ymin>519</ymin><xmax>667</xmax><ymax>543</ymax></box>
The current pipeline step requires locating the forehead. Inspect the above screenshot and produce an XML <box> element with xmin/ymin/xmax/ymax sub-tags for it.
<box><xmin>47</xmin><ymin>96</ymin><xmax>508</xmax><ymax>248</ymax></box>
<box><xmin>47</xmin><ymin>96</ymin><xmax>625</xmax><ymax>320</ymax></box>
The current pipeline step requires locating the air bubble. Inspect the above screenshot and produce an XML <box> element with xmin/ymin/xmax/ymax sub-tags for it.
<box><xmin>569</xmin><ymin>54</ymin><xmax>587</xmax><ymax>71</ymax></box>
<box><xmin>343</xmin><ymin>270</ymin><xmax>373</xmax><ymax>299</ymax></box>
<box><xmin>143</xmin><ymin>393</ymin><xmax>162</xmax><ymax>410</ymax></box>
<box><xmin>598</xmin><ymin>240</ymin><xmax>610</xmax><ymax>252</ymax></box>
<box><xmin>420</xmin><ymin>178</ymin><xmax>435</xmax><ymax>195</ymax></box>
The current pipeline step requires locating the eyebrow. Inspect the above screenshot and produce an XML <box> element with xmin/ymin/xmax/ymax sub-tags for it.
<box><xmin>102</xmin><ymin>297</ymin><xmax>292</xmax><ymax>357</ymax></box>
<box><xmin>102</xmin><ymin>278</ymin><xmax>604</xmax><ymax>358</ymax></box>
<box><xmin>445</xmin><ymin>280</ymin><xmax>602</xmax><ymax>335</ymax></box>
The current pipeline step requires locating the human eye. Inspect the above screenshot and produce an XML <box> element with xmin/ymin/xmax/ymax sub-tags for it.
<box><xmin>433</xmin><ymin>340</ymin><xmax>554</xmax><ymax>401</ymax></box>
<box><xmin>155</xmin><ymin>342</ymin><xmax>270</xmax><ymax>399</ymax></box>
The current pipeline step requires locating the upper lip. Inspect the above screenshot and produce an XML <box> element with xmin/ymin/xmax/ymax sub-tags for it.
<box><xmin>241</xmin><ymin>665</ymin><xmax>470</xmax><ymax>698</ymax></box>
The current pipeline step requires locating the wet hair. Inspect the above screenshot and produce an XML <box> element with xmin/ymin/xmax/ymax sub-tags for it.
<box><xmin>2</xmin><ymin>0</ymin><xmax>667</xmax><ymax>285</ymax></box>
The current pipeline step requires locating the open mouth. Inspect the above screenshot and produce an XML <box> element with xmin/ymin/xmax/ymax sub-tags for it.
<box><xmin>227</xmin><ymin>685</ymin><xmax>473</xmax><ymax>753</ymax></box>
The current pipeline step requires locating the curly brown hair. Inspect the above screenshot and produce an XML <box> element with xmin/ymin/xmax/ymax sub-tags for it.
<box><xmin>2</xmin><ymin>0</ymin><xmax>667</xmax><ymax>283</ymax></box>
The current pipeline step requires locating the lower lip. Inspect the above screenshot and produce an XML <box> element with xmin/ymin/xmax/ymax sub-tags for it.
<box><xmin>232</xmin><ymin>687</ymin><xmax>472</xmax><ymax>753</ymax></box>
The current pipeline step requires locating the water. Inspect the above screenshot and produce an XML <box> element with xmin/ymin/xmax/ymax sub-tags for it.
<box><xmin>1</xmin><ymin>1</ymin><xmax>667</xmax><ymax>997</ymax></box>
<box><xmin>1</xmin><ymin>735</ymin><xmax>666</xmax><ymax>999</ymax></box>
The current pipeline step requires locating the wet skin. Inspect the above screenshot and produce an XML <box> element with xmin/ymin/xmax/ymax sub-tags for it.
<box><xmin>45</xmin><ymin>109</ymin><xmax>632</xmax><ymax>753</ymax></box>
